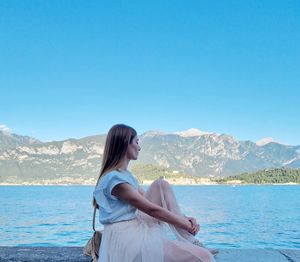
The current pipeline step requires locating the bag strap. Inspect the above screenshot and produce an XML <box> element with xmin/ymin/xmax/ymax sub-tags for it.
<box><xmin>92</xmin><ymin>206</ymin><xmax>97</xmax><ymax>232</ymax></box>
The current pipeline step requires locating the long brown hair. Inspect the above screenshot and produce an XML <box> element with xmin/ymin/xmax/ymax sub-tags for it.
<box><xmin>93</xmin><ymin>124</ymin><xmax>137</xmax><ymax>208</ymax></box>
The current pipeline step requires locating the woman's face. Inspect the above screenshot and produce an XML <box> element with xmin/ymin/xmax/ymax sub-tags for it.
<box><xmin>126</xmin><ymin>135</ymin><xmax>141</xmax><ymax>160</ymax></box>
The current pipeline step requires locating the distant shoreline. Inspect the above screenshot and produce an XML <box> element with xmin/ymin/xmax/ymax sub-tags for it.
<box><xmin>0</xmin><ymin>181</ymin><xmax>299</xmax><ymax>186</ymax></box>
<box><xmin>2</xmin><ymin>168</ymin><xmax>299</xmax><ymax>186</ymax></box>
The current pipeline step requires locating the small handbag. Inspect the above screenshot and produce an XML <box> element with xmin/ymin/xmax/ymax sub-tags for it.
<box><xmin>83</xmin><ymin>207</ymin><xmax>102</xmax><ymax>262</ymax></box>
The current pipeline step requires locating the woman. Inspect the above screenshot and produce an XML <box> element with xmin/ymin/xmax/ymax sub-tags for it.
<box><xmin>93</xmin><ymin>124</ymin><xmax>216</xmax><ymax>262</ymax></box>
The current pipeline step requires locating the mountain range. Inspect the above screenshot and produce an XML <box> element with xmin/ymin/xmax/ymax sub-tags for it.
<box><xmin>0</xmin><ymin>129</ymin><xmax>300</xmax><ymax>183</ymax></box>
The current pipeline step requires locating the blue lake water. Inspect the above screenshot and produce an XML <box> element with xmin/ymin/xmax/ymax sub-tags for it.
<box><xmin>0</xmin><ymin>185</ymin><xmax>299</xmax><ymax>249</ymax></box>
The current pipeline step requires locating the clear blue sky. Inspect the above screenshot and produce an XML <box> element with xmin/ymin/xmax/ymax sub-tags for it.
<box><xmin>1</xmin><ymin>1</ymin><xmax>299</xmax><ymax>145</ymax></box>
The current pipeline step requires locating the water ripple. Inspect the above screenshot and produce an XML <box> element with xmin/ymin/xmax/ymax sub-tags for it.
<box><xmin>1</xmin><ymin>185</ymin><xmax>299</xmax><ymax>248</ymax></box>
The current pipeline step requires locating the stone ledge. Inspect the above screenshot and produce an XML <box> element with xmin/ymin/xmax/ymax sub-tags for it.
<box><xmin>0</xmin><ymin>247</ymin><xmax>299</xmax><ymax>262</ymax></box>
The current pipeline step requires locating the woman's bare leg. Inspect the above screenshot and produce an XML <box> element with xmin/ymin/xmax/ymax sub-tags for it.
<box><xmin>143</xmin><ymin>178</ymin><xmax>199</xmax><ymax>243</ymax></box>
<box><xmin>141</xmin><ymin>178</ymin><xmax>217</xmax><ymax>260</ymax></box>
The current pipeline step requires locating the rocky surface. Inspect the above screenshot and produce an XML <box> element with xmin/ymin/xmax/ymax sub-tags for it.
<box><xmin>0</xmin><ymin>247</ymin><xmax>299</xmax><ymax>262</ymax></box>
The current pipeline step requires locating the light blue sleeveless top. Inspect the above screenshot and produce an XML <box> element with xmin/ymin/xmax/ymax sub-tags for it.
<box><xmin>93</xmin><ymin>170</ymin><xmax>139</xmax><ymax>224</ymax></box>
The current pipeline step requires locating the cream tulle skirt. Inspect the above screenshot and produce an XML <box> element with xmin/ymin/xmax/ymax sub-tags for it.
<box><xmin>99</xmin><ymin>179</ymin><xmax>215</xmax><ymax>262</ymax></box>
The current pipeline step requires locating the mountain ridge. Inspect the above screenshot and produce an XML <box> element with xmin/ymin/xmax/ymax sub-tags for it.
<box><xmin>0</xmin><ymin>129</ymin><xmax>299</xmax><ymax>183</ymax></box>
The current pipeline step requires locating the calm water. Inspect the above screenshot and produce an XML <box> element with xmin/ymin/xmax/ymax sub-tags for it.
<box><xmin>0</xmin><ymin>185</ymin><xmax>299</xmax><ymax>249</ymax></box>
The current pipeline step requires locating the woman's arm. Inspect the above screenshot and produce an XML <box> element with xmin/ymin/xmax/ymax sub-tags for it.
<box><xmin>111</xmin><ymin>183</ymin><xmax>197</xmax><ymax>234</ymax></box>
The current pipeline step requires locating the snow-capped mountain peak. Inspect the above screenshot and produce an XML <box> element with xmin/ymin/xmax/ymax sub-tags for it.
<box><xmin>256</xmin><ymin>137</ymin><xmax>275</xmax><ymax>146</ymax></box>
<box><xmin>0</xmin><ymin>124</ymin><xmax>12</xmax><ymax>135</ymax></box>
<box><xmin>175</xmin><ymin>128</ymin><xmax>212</xmax><ymax>137</ymax></box>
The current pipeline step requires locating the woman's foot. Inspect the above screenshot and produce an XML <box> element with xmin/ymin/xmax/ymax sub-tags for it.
<box><xmin>193</xmin><ymin>240</ymin><xmax>219</xmax><ymax>256</ymax></box>
<box><xmin>192</xmin><ymin>240</ymin><xmax>204</xmax><ymax>247</ymax></box>
<box><xmin>208</xmin><ymin>248</ymin><xmax>219</xmax><ymax>256</ymax></box>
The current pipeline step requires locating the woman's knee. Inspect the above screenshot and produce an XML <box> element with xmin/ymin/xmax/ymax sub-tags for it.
<box><xmin>152</xmin><ymin>178</ymin><xmax>171</xmax><ymax>191</ymax></box>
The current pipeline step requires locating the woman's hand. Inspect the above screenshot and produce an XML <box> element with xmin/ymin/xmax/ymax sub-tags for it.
<box><xmin>186</xmin><ymin>216</ymin><xmax>200</xmax><ymax>235</ymax></box>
